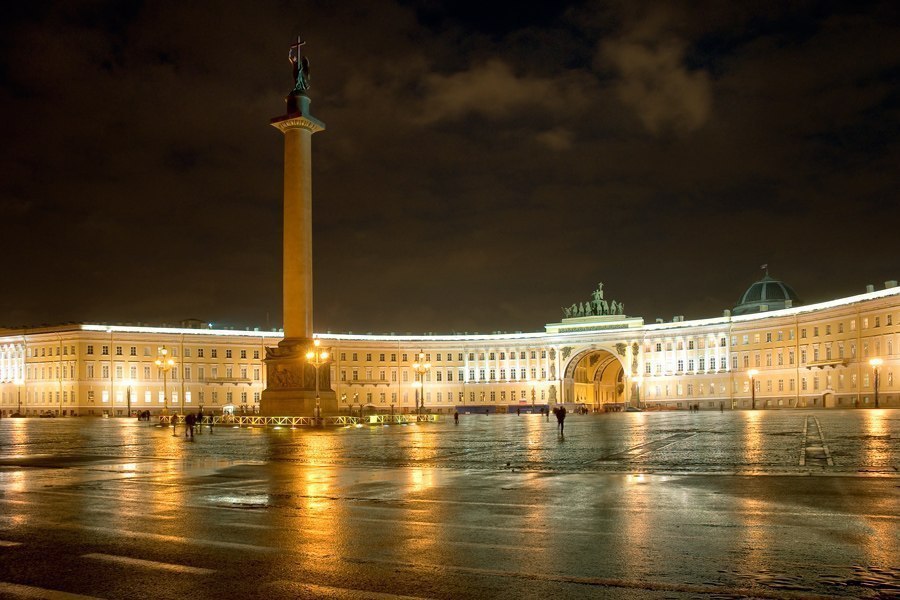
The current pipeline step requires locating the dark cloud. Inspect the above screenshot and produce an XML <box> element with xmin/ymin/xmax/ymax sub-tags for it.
<box><xmin>1</xmin><ymin>0</ymin><xmax>898</xmax><ymax>333</ymax></box>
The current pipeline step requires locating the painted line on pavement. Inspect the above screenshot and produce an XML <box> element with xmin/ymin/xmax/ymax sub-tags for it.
<box><xmin>813</xmin><ymin>417</ymin><xmax>835</xmax><ymax>466</ymax></box>
<box><xmin>20</xmin><ymin>489</ymin><xmax>267</xmax><ymax>515</ymax></box>
<box><xmin>593</xmin><ymin>432</ymin><xmax>698</xmax><ymax>462</ymax></box>
<box><xmin>265</xmin><ymin>580</ymin><xmax>434</xmax><ymax>600</ymax></box>
<box><xmin>799</xmin><ymin>416</ymin><xmax>809</xmax><ymax>466</ymax></box>
<box><xmin>0</xmin><ymin>581</ymin><xmax>105</xmax><ymax>600</ymax></box>
<box><xmin>340</xmin><ymin>557</ymin><xmax>836</xmax><ymax>600</ymax></box>
<box><xmin>230</xmin><ymin>522</ymin><xmax>274</xmax><ymax>530</ymax></box>
<box><xmin>82</xmin><ymin>506</ymin><xmax>175</xmax><ymax>520</ymax></box>
<box><xmin>60</xmin><ymin>524</ymin><xmax>278</xmax><ymax>554</ymax></box>
<box><xmin>0</xmin><ymin>498</ymin><xmax>30</xmax><ymax>506</ymax></box>
<box><xmin>82</xmin><ymin>553</ymin><xmax>215</xmax><ymax>574</ymax></box>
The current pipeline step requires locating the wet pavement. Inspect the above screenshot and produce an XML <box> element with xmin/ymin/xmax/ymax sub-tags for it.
<box><xmin>0</xmin><ymin>409</ymin><xmax>897</xmax><ymax>599</ymax></box>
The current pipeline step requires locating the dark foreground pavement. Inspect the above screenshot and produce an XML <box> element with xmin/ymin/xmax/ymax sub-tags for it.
<box><xmin>0</xmin><ymin>410</ymin><xmax>897</xmax><ymax>599</ymax></box>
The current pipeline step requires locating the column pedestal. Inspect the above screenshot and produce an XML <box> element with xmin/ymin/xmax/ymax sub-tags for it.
<box><xmin>259</xmin><ymin>338</ymin><xmax>337</xmax><ymax>416</ymax></box>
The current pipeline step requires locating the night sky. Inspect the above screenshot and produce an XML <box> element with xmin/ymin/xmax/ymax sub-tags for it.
<box><xmin>2</xmin><ymin>1</ymin><xmax>898</xmax><ymax>334</ymax></box>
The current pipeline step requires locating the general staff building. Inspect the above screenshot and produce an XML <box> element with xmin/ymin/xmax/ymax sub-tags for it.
<box><xmin>2</xmin><ymin>275</ymin><xmax>898</xmax><ymax>417</ymax></box>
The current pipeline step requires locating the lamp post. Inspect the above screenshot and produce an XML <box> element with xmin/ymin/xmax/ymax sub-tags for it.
<box><xmin>633</xmin><ymin>375</ymin><xmax>642</xmax><ymax>411</ymax></box>
<box><xmin>125</xmin><ymin>381</ymin><xmax>133</xmax><ymax>418</ymax></box>
<box><xmin>748</xmin><ymin>369</ymin><xmax>759</xmax><ymax>410</ymax></box>
<box><xmin>412</xmin><ymin>350</ymin><xmax>431</xmax><ymax>417</ymax></box>
<box><xmin>869</xmin><ymin>358</ymin><xmax>883</xmax><ymax>408</ymax></box>
<box><xmin>155</xmin><ymin>347</ymin><xmax>175</xmax><ymax>415</ymax></box>
<box><xmin>14</xmin><ymin>378</ymin><xmax>23</xmax><ymax>416</ymax></box>
<box><xmin>306</xmin><ymin>339</ymin><xmax>329</xmax><ymax>425</ymax></box>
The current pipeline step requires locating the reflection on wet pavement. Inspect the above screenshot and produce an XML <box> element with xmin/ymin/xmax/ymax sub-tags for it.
<box><xmin>0</xmin><ymin>409</ymin><xmax>897</xmax><ymax>599</ymax></box>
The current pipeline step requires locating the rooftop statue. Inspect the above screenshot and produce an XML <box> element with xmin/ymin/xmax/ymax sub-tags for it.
<box><xmin>561</xmin><ymin>281</ymin><xmax>626</xmax><ymax>318</ymax></box>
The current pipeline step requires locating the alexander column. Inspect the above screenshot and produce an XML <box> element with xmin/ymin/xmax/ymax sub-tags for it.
<box><xmin>260</xmin><ymin>35</ymin><xmax>336</xmax><ymax>416</ymax></box>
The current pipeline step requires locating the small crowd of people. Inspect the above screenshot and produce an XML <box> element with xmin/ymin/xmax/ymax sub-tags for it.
<box><xmin>168</xmin><ymin>408</ymin><xmax>208</xmax><ymax>439</ymax></box>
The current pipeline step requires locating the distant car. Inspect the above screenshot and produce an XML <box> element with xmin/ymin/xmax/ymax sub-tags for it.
<box><xmin>625</xmin><ymin>406</ymin><xmax>644</xmax><ymax>412</ymax></box>
<box><xmin>39</xmin><ymin>411</ymin><xmax>56</xmax><ymax>418</ymax></box>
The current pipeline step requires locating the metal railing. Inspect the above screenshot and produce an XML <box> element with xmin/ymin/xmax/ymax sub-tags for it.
<box><xmin>156</xmin><ymin>413</ymin><xmax>440</xmax><ymax>427</ymax></box>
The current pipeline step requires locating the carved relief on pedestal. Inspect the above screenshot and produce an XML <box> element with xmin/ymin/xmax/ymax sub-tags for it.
<box><xmin>269</xmin><ymin>365</ymin><xmax>298</xmax><ymax>389</ymax></box>
<box><xmin>264</xmin><ymin>341</ymin><xmax>332</xmax><ymax>391</ymax></box>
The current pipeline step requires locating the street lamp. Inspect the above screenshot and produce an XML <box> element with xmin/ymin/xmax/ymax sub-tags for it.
<box><xmin>869</xmin><ymin>358</ymin><xmax>883</xmax><ymax>408</ymax></box>
<box><xmin>155</xmin><ymin>347</ymin><xmax>175</xmax><ymax>415</ymax></box>
<box><xmin>306</xmin><ymin>339</ymin><xmax>329</xmax><ymax>424</ymax></box>
<box><xmin>748</xmin><ymin>369</ymin><xmax>759</xmax><ymax>410</ymax></box>
<box><xmin>14</xmin><ymin>378</ymin><xmax>23</xmax><ymax>416</ymax></box>
<box><xmin>124</xmin><ymin>380</ymin><xmax>133</xmax><ymax>418</ymax></box>
<box><xmin>412</xmin><ymin>350</ymin><xmax>431</xmax><ymax>417</ymax></box>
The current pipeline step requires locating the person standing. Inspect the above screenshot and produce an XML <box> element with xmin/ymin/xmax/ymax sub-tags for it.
<box><xmin>185</xmin><ymin>412</ymin><xmax>195</xmax><ymax>440</ymax></box>
<box><xmin>454</xmin><ymin>411</ymin><xmax>459</xmax><ymax>425</ymax></box>
<box><xmin>171</xmin><ymin>413</ymin><xmax>179</xmax><ymax>436</ymax></box>
<box><xmin>196</xmin><ymin>407</ymin><xmax>204</xmax><ymax>435</ymax></box>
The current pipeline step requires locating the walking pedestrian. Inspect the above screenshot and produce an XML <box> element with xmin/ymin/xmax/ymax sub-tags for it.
<box><xmin>454</xmin><ymin>411</ymin><xmax>459</xmax><ymax>425</ymax></box>
<box><xmin>171</xmin><ymin>413</ymin><xmax>178</xmax><ymax>436</ymax></box>
<box><xmin>553</xmin><ymin>406</ymin><xmax>567</xmax><ymax>434</ymax></box>
<box><xmin>196</xmin><ymin>408</ymin><xmax>204</xmax><ymax>435</ymax></box>
<box><xmin>185</xmin><ymin>412</ymin><xmax>195</xmax><ymax>439</ymax></box>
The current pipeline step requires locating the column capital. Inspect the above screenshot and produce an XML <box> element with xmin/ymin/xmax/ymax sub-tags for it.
<box><xmin>270</xmin><ymin>115</ymin><xmax>325</xmax><ymax>134</ymax></box>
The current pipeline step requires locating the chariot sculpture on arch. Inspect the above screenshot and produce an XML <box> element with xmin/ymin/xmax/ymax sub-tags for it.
<box><xmin>561</xmin><ymin>282</ymin><xmax>624</xmax><ymax>318</ymax></box>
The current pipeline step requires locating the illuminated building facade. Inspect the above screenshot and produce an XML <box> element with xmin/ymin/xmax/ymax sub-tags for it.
<box><xmin>1</xmin><ymin>277</ymin><xmax>898</xmax><ymax>416</ymax></box>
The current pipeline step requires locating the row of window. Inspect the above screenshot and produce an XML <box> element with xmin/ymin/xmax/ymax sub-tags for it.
<box><xmin>342</xmin><ymin>389</ymin><xmax>547</xmax><ymax>404</ymax></box>
<box><xmin>83</xmin><ymin>345</ymin><xmax>260</xmax><ymax>360</ymax></box>
<box><xmin>646</xmin><ymin>356</ymin><xmax>725</xmax><ymax>375</ymax></box>
<box><xmin>648</xmin><ymin>338</ymin><xmax>727</xmax><ymax>352</ymax></box>
<box><xmin>645</xmin><ymin>315</ymin><xmax>897</xmax><ymax>353</ymax></box>
<box><xmin>22</xmin><ymin>363</ymin><xmax>263</xmax><ymax>382</ymax></box>
<box><xmin>645</xmin><ymin>369</ymin><xmax>896</xmax><ymax>399</ymax></box>
<box><xmin>338</xmin><ymin>350</ymin><xmax>549</xmax><ymax>363</ymax></box>
<box><xmin>0</xmin><ymin>390</ymin><xmax>263</xmax><ymax>406</ymax></box>
<box><xmin>340</xmin><ymin>367</ymin><xmax>548</xmax><ymax>383</ymax></box>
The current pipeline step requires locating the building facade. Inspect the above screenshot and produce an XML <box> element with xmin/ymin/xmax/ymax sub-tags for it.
<box><xmin>2</xmin><ymin>278</ymin><xmax>898</xmax><ymax>416</ymax></box>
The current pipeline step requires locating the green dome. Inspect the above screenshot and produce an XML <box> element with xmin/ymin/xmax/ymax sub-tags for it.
<box><xmin>733</xmin><ymin>274</ymin><xmax>801</xmax><ymax>315</ymax></box>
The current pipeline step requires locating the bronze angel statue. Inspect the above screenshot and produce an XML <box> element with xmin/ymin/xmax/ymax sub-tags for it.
<box><xmin>289</xmin><ymin>35</ymin><xmax>310</xmax><ymax>94</ymax></box>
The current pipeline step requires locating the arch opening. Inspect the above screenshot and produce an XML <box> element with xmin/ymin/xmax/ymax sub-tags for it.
<box><xmin>564</xmin><ymin>349</ymin><xmax>627</xmax><ymax>412</ymax></box>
